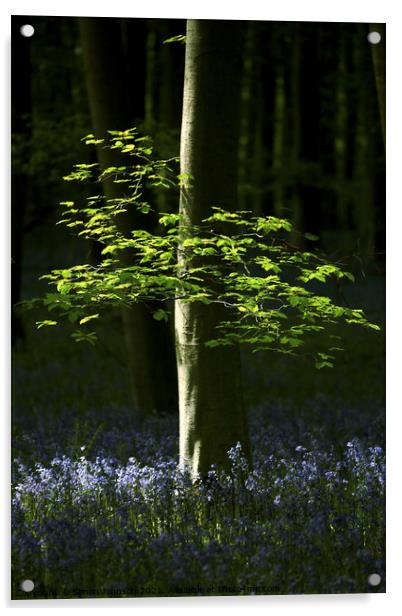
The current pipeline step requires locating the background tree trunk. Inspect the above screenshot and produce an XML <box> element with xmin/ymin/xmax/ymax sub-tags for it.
<box><xmin>251</xmin><ymin>71</ymin><xmax>264</xmax><ymax>216</ymax></box>
<box><xmin>11</xmin><ymin>17</ymin><xmax>32</xmax><ymax>345</ymax></box>
<box><xmin>238</xmin><ymin>22</ymin><xmax>254</xmax><ymax>211</ymax></box>
<box><xmin>144</xmin><ymin>19</ymin><xmax>157</xmax><ymax>130</ymax></box>
<box><xmin>369</xmin><ymin>23</ymin><xmax>386</xmax><ymax>147</ymax></box>
<box><xmin>353</xmin><ymin>25</ymin><xmax>376</xmax><ymax>263</ymax></box>
<box><xmin>272</xmin><ymin>64</ymin><xmax>286</xmax><ymax>217</ymax></box>
<box><xmin>290</xmin><ymin>24</ymin><xmax>302</xmax><ymax>238</ymax></box>
<box><xmin>79</xmin><ymin>17</ymin><xmax>178</xmax><ymax>417</ymax></box>
<box><xmin>176</xmin><ymin>19</ymin><xmax>251</xmax><ymax>478</ymax></box>
<box><xmin>335</xmin><ymin>25</ymin><xmax>348</xmax><ymax>230</ymax></box>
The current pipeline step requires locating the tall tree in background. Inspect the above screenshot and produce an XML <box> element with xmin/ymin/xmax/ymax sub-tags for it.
<box><xmin>238</xmin><ymin>23</ymin><xmax>264</xmax><ymax>214</ymax></box>
<box><xmin>238</xmin><ymin>22</ymin><xmax>254</xmax><ymax>211</ymax></box>
<box><xmin>250</xmin><ymin>46</ymin><xmax>264</xmax><ymax>215</ymax></box>
<box><xmin>271</xmin><ymin>23</ymin><xmax>288</xmax><ymax>218</ymax></box>
<box><xmin>370</xmin><ymin>23</ymin><xmax>385</xmax><ymax>147</ymax></box>
<box><xmin>176</xmin><ymin>20</ymin><xmax>251</xmax><ymax>478</ymax></box>
<box><xmin>335</xmin><ymin>25</ymin><xmax>349</xmax><ymax>230</ymax></box>
<box><xmin>289</xmin><ymin>23</ymin><xmax>302</xmax><ymax>236</ymax></box>
<box><xmin>272</xmin><ymin>62</ymin><xmax>286</xmax><ymax>217</ymax></box>
<box><xmin>11</xmin><ymin>17</ymin><xmax>32</xmax><ymax>345</ymax></box>
<box><xmin>78</xmin><ymin>17</ymin><xmax>178</xmax><ymax>417</ymax></box>
<box><xmin>353</xmin><ymin>26</ymin><xmax>376</xmax><ymax>262</ymax></box>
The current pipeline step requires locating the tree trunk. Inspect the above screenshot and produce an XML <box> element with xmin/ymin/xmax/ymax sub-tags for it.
<box><xmin>238</xmin><ymin>22</ymin><xmax>254</xmax><ymax>211</ymax></box>
<box><xmin>121</xmin><ymin>17</ymin><xmax>146</xmax><ymax>124</ymax></box>
<box><xmin>335</xmin><ymin>25</ymin><xmax>348</xmax><ymax>230</ymax></box>
<box><xmin>11</xmin><ymin>16</ymin><xmax>32</xmax><ymax>345</ymax></box>
<box><xmin>369</xmin><ymin>23</ymin><xmax>385</xmax><ymax>148</ymax></box>
<box><xmin>158</xmin><ymin>21</ymin><xmax>180</xmax><ymax>131</ymax></box>
<box><xmin>290</xmin><ymin>24</ymin><xmax>302</xmax><ymax>238</ymax></box>
<box><xmin>353</xmin><ymin>26</ymin><xmax>376</xmax><ymax>263</ymax></box>
<box><xmin>251</xmin><ymin>70</ymin><xmax>264</xmax><ymax>216</ymax></box>
<box><xmin>79</xmin><ymin>17</ymin><xmax>178</xmax><ymax>417</ymax></box>
<box><xmin>272</xmin><ymin>64</ymin><xmax>286</xmax><ymax>217</ymax></box>
<box><xmin>176</xmin><ymin>20</ymin><xmax>251</xmax><ymax>478</ymax></box>
<box><xmin>144</xmin><ymin>19</ymin><xmax>157</xmax><ymax>130</ymax></box>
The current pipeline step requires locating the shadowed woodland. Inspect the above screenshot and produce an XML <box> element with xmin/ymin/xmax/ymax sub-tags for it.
<box><xmin>12</xmin><ymin>16</ymin><xmax>385</xmax><ymax>598</ymax></box>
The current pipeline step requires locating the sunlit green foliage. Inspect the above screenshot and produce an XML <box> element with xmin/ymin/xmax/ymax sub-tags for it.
<box><xmin>25</xmin><ymin>129</ymin><xmax>379</xmax><ymax>369</ymax></box>
<box><xmin>163</xmin><ymin>34</ymin><xmax>186</xmax><ymax>45</ymax></box>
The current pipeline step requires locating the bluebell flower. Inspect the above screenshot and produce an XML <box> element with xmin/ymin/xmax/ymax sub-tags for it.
<box><xmin>11</xmin><ymin>402</ymin><xmax>385</xmax><ymax>597</ymax></box>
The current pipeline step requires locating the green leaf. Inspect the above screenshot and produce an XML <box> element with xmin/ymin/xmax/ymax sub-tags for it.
<box><xmin>153</xmin><ymin>309</ymin><xmax>169</xmax><ymax>322</ymax></box>
<box><xmin>163</xmin><ymin>34</ymin><xmax>186</xmax><ymax>44</ymax></box>
<box><xmin>204</xmin><ymin>339</ymin><xmax>220</xmax><ymax>348</ymax></box>
<box><xmin>56</xmin><ymin>280</ymin><xmax>70</xmax><ymax>294</ymax></box>
<box><xmin>304</xmin><ymin>233</ymin><xmax>319</xmax><ymax>241</ymax></box>
<box><xmin>333</xmin><ymin>306</ymin><xmax>345</xmax><ymax>317</ymax></box>
<box><xmin>72</xmin><ymin>331</ymin><xmax>97</xmax><ymax>346</ymax></box>
<box><xmin>79</xmin><ymin>314</ymin><xmax>99</xmax><ymax>325</ymax></box>
<box><xmin>68</xmin><ymin>312</ymin><xmax>79</xmax><ymax>324</ymax></box>
<box><xmin>289</xmin><ymin>295</ymin><xmax>301</xmax><ymax>307</ymax></box>
<box><xmin>315</xmin><ymin>360</ymin><xmax>334</xmax><ymax>369</ymax></box>
<box><xmin>36</xmin><ymin>320</ymin><xmax>58</xmax><ymax>329</ymax></box>
<box><xmin>159</xmin><ymin>213</ymin><xmax>181</xmax><ymax>227</ymax></box>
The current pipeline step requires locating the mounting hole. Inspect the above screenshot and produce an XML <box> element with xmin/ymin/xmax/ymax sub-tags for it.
<box><xmin>20</xmin><ymin>24</ymin><xmax>34</xmax><ymax>38</ymax></box>
<box><xmin>20</xmin><ymin>579</ymin><xmax>34</xmax><ymax>592</ymax></box>
<box><xmin>368</xmin><ymin>573</ymin><xmax>381</xmax><ymax>587</ymax></box>
<box><xmin>367</xmin><ymin>31</ymin><xmax>381</xmax><ymax>45</ymax></box>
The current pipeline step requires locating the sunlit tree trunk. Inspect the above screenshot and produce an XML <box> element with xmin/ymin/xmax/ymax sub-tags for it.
<box><xmin>176</xmin><ymin>19</ymin><xmax>251</xmax><ymax>478</ymax></box>
<box><xmin>79</xmin><ymin>17</ymin><xmax>178</xmax><ymax>417</ymax></box>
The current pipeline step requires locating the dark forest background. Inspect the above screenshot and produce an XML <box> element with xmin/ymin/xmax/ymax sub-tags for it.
<box><xmin>11</xmin><ymin>15</ymin><xmax>385</xmax><ymax>417</ymax></box>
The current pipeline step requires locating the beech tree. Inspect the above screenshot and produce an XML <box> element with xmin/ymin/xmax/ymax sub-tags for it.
<box><xmin>176</xmin><ymin>20</ymin><xmax>251</xmax><ymax>476</ymax></box>
<box><xmin>27</xmin><ymin>20</ymin><xmax>381</xmax><ymax>483</ymax></box>
<box><xmin>78</xmin><ymin>17</ymin><xmax>178</xmax><ymax>416</ymax></box>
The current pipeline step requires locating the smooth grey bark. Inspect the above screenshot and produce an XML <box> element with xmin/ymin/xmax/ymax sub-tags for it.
<box><xmin>79</xmin><ymin>17</ymin><xmax>178</xmax><ymax>416</ymax></box>
<box><xmin>176</xmin><ymin>20</ymin><xmax>251</xmax><ymax>478</ymax></box>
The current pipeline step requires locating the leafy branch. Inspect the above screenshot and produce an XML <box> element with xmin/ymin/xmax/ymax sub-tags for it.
<box><xmin>23</xmin><ymin>128</ymin><xmax>380</xmax><ymax>369</ymax></box>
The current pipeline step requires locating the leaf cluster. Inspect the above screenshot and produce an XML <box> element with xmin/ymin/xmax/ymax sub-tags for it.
<box><xmin>26</xmin><ymin>129</ymin><xmax>380</xmax><ymax>367</ymax></box>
